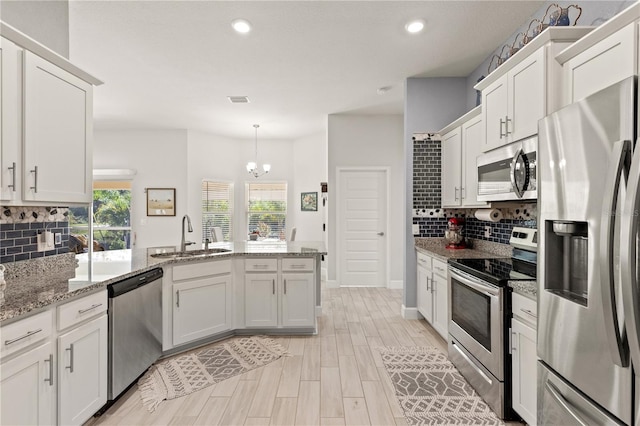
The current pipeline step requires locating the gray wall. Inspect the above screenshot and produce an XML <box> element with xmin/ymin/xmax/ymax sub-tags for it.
<box><xmin>1</xmin><ymin>0</ymin><xmax>70</xmax><ymax>58</ymax></box>
<box><xmin>403</xmin><ymin>77</ymin><xmax>467</xmax><ymax>311</ymax></box>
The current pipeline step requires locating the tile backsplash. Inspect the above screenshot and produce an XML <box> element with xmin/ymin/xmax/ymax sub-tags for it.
<box><xmin>413</xmin><ymin>216</ymin><xmax>536</xmax><ymax>245</ymax></box>
<box><xmin>0</xmin><ymin>206</ymin><xmax>70</xmax><ymax>263</ymax></box>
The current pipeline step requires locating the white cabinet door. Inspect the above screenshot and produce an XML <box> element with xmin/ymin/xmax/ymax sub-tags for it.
<box><xmin>416</xmin><ymin>265</ymin><xmax>433</xmax><ymax>322</ymax></box>
<box><xmin>58</xmin><ymin>315</ymin><xmax>107</xmax><ymax>426</ymax></box>
<box><xmin>508</xmin><ymin>47</ymin><xmax>545</xmax><ymax>143</ymax></box>
<box><xmin>173</xmin><ymin>275</ymin><xmax>232</xmax><ymax>346</ymax></box>
<box><xmin>0</xmin><ymin>37</ymin><xmax>21</xmax><ymax>202</ymax></box>
<box><xmin>245</xmin><ymin>273</ymin><xmax>278</xmax><ymax>327</ymax></box>
<box><xmin>482</xmin><ymin>77</ymin><xmax>508</xmax><ymax>152</ymax></box>
<box><xmin>23</xmin><ymin>51</ymin><xmax>93</xmax><ymax>204</ymax></box>
<box><xmin>461</xmin><ymin>114</ymin><xmax>487</xmax><ymax>208</ymax></box>
<box><xmin>564</xmin><ymin>23</ymin><xmax>636</xmax><ymax>105</ymax></box>
<box><xmin>0</xmin><ymin>342</ymin><xmax>55</xmax><ymax>426</ymax></box>
<box><xmin>512</xmin><ymin>317</ymin><xmax>537</xmax><ymax>426</ymax></box>
<box><xmin>281</xmin><ymin>273</ymin><xmax>315</xmax><ymax>327</ymax></box>
<box><xmin>441</xmin><ymin>127</ymin><xmax>462</xmax><ymax>207</ymax></box>
<box><xmin>431</xmin><ymin>273</ymin><xmax>448</xmax><ymax>340</ymax></box>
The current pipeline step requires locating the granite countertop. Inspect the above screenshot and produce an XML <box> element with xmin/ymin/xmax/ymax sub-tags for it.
<box><xmin>415</xmin><ymin>237</ymin><xmax>512</xmax><ymax>262</ymax></box>
<box><xmin>508</xmin><ymin>280</ymin><xmax>537</xmax><ymax>300</ymax></box>
<box><xmin>0</xmin><ymin>241</ymin><xmax>327</xmax><ymax>324</ymax></box>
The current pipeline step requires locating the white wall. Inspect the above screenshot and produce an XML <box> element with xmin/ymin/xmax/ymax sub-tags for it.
<box><xmin>93</xmin><ymin>129</ymin><xmax>189</xmax><ymax>249</ymax></box>
<box><xmin>327</xmin><ymin>114</ymin><xmax>404</xmax><ymax>287</ymax></box>
<box><xmin>403</xmin><ymin>77</ymin><xmax>467</xmax><ymax>311</ymax></box>
<box><xmin>185</xmin><ymin>130</ymin><xmax>296</xmax><ymax>243</ymax></box>
<box><xmin>291</xmin><ymin>131</ymin><xmax>327</xmax><ymax>243</ymax></box>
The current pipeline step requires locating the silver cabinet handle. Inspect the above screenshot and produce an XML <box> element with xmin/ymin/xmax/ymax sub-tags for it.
<box><xmin>425</xmin><ymin>277</ymin><xmax>430</xmax><ymax>291</ymax></box>
<box><xmin>520</xmin><ymin>308</ymin><xmax>537</xmax><ymax>319</ymax></box>
<box><xmin>78</xmin><ymin>303</ymin><xmax>102</xmax><ymax>314</ymax></box>
<box><xmin>430</xmin><ymin>278</ymin><xmax>435</xmax><ymax>294</ymax></box>
<box><xmin>272</xmin><ymin>279</ymin><xmax>275</xmax><ymax>295</ymax></box>
<box><xmin>284</xmin><ymin>279</ymin><xmax>287</xmax><ymax>295</ymax></box>
<box><xmin>4</xmin><ymin>328</ymin><xmax>43</xmax><ymax>346</ymax></box>
<box><xmin>511</xmin><ymin>330</ymin><xmax>517</xmax><ymax>353</ymax></box>
<box><xmin>176</xmin><ymin>290</ymin><xmax>180</xmax><ymax>307</ymax></box>
<box><xmin>377</xmin><ymin>232</ymin><xmax>385</xmax><ymax>236</ymax></box>
<box><xmin>505</xmin><ymin>116</ymin><xmax>512</xmax><ymax>135</ymax></box>
<box><xmin>253</xmin><ymin>264</ymin><xmax>268</xmax><ymax>269</ymax></box>
<box><xmin>44</xmin><ymin>354</ymin><xmax>54</xmax><ymax>386</ymax></box>
<box><xmin>30</xmin><ymin>166</ymin><xmax>38</xmax><ymax>193</ymax></box>
<box><xmin>461</xmin><ymin>187</ymin><xmax>466</xmax><ymax>200</ymax></box>
<box><xmin>8</xmin><ymin>162</ymin><xmax>16</xmax><ymax>191</ymax></box>
<box><xmin>66</xmin><ymin>344</ymin><xmax>74</xmax><ymax>373</ymax></box>
<box><xmin>454</xmin><ymin>187</ymin><xmax>459</xmax><ymax>201</ymax></box>
<box><xmin>290</xmin><ymin>264</ymin><xmax>305</xmax><ymax>269</ymax></box>
<box><xmin>499</xmin><ymin>118</ymin><xmax>506</xmax><ymax>138</ymax></box>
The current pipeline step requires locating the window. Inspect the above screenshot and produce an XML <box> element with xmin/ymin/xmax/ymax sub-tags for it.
<box><xmin>202</xmin><ymin>180</ymin><xmax>234</xmax><ymax>242</ymax></box>
<box><xmin>68</xmin><ymin>181</ymin><xmax>132</xmax><ymax>252</ymax></box>
<box><xmin>246</xmin><ymin>182</ymin><xmax>287</xmax><ymax>239</ymax></box>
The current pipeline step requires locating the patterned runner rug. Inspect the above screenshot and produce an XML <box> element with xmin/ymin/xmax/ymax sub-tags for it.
<box><xmin>378</xmin><ymin>346</ymin><xmax>503</xmax><ymax>425</ymax></box>
<box><xmin>138</xmin><ymin>335</ymin><xmax>289</xmax><ymax>412</ymax></box>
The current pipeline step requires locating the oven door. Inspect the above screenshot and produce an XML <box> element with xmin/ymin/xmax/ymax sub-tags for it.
<box><xmin>448</xmin><ymin>266</ymin><xmax>504</xmax><ymax>380</ymax></box>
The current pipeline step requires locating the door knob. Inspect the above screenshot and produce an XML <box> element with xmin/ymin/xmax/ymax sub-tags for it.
<box><xmin>377</xmin><ymin>232</ymin><xmax>385</xmax><ymax>236</ymax></box>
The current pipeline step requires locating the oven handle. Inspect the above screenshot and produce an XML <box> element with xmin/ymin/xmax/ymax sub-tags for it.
<box><xmin>451</xmin><ymin>341</ymin><xmax>493</xmax><ymax>386</ymax></box>
<box><xmin>448</xmin><ymin>267</ymin><xmax>499</xmax><ymax>297</ymax></box>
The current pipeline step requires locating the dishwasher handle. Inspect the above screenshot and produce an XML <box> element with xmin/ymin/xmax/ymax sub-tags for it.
<box><xmin>108</xmin><ymin>267</ymin><xmax>163</xmax><ymax>298</ymax></box>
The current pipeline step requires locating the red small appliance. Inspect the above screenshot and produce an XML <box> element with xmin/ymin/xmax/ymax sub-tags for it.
<box><xmin>445</xmin><ymin>217</ymin><xmax>467</xmax><ymax>249</ymax></box>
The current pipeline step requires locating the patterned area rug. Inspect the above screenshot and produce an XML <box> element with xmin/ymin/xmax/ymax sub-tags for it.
<box><xmin>378</xmin><ymin>346</ymin><xmax>503</xmax><ymax>425</ymax></box>
<box><xmin>138</xmin><ymin>336</ymin><xmax>289</xmax><ymax>412</ymax></box>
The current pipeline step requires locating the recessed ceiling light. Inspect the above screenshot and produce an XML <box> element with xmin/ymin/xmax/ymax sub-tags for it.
<box><xmin>377</xmin><ymin>86</ymin><xmax>392</xmax><ymax>95</ymax></box>
<box><xmin>228</xmin><ymin>96</ymin><xmax>250</xmax><ymax>103</ymax></box>
<box><xmin>405</xmin><ymin>19</ymin><xmax>425</xmax><ymax>34</ymax></box>
<box><xmin>231</xmin><ymin>19</ymin><xmax>252</xmax><ymax>34</ymax></box>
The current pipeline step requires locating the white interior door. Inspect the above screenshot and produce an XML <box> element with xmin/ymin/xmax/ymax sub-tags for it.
<box><xmin>338</xmin><ymin>169</ymin><xmax>387</xmax><ymax>287</ymax></box>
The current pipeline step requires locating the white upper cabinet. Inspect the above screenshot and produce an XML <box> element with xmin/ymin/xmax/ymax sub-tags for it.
<box><xmin>475</xmin><ymin>27</ymin><xmax>592</xmax><ymax>153</ymax></box>
<box><xmin>0</xmin><ymin>24</ymin><xmax>102</xmax><ymax>205</ymax></box>
<box><xmin>439</xmin><ymin>107</ymin><xmax>487</xmax><ymax>208</ymax></box>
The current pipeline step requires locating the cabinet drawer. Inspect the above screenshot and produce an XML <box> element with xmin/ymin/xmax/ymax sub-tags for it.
<box><xmin>172</xmin><ymin>259</ymin><xmax>232</xmax><ymax>281</ymax></box>
<box><xmin>512</xmin><ymin>292</ymin><xmax>537</xmax><ymax>327</ymax></box>
<box><xmin>1</xmin><ymin>310</ymin><xmax>53</xmax><ymax>360</ymax></box>
<box><xmin>281</xmin><ymin>258</ymin><xmax>314</xmax><ymax>272</ymax></box>
<box><xmin>57</xmin><ymin>290</ymin><xmax>107</xmax><ymax>332</ymax></box>
<box><xmin>432</xmin><ymin>258</ymin><xmax>448</xmax><ymax>277</ymax></box>
<box><xmin>245</xmin><ymin>258</ymin><xmax>278</xmax><ymax>272</ymax></box>
<box><xmin>416</xmin><ymin>252</ymin><xmax>432</xmax><ymax>271</ymax></box>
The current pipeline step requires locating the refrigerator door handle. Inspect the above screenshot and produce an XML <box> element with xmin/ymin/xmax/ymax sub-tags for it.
<box><xmin>621</xmin><ymin>143</ymin><xmax>640</xmax><ymax>370</ymax></box>
<box><xmin>545</xmin><ymin>381</ymin><xmax>590</xmax><ymax>426</ymax></box>
<box><xmin>599</xmin><ymin>139</ymin><xmax>631</xmax><ymax>367</ymax></box>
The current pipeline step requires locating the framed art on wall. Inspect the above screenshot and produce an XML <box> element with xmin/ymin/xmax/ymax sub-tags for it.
<box><xmin>301</xmin><ymin>192</ymin><xmax>317</xmax><ymax>211</ymax></box>
<box><xmin>147</xmin><ymin>188</ymin><xmax>176</xmax><ymax>216</ymax></box>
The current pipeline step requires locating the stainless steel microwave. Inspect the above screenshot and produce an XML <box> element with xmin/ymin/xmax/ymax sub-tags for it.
<box><xmin>477</xmin><ymin>136</ymin><xmax>537</xmax><ymax>202</ymax></box>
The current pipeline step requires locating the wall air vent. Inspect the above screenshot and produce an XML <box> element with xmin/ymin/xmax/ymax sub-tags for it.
<box><xmin>227</xmin><ymin>96</ymin><xmax>250</xmax><ymax>103</ymax></box>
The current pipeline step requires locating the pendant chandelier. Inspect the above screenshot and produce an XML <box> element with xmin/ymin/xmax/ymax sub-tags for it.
<box><xmin>246</xmin><ymin>124</ymin><xmax>271</xmax><ymax>178</ymax></box>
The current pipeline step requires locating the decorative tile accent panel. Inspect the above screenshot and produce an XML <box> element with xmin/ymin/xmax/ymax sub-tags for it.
<box><xmin>414</xmin><ymin>216</ymin><xmax>536</xmax><ymax>245</ymax></box>
<box><xmin>0</xmin><ymin>207</ymin><xmax>70</xmax><ymax>263</ymax></box>
<box><xmin>413</xmin><ymin>139</ymin><xmax>441</xmax><ymax>209</ymax></box>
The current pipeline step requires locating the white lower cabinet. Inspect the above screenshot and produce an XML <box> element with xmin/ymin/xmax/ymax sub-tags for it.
<box><xmin>57</xmin><ymin>315</ymin><xmax>108</xmax><ymax>426</ymax></box>
<box><xmin>511</xmin><ymin>293</ymin><xmax>537</xmax><ymax>426</ymax></box>
<box><xmin>245</xmin><ymin>272</ymin><xmax>278</xmax><ymax>327</ymax></box>
<box><xmin>0</xmin><ymin>341</ymin><xmax>55</xmax><ymax>426</ymax></box>
<box><xmin>281</xmin><ymin>273</ymin><xmax>315</xmax><ymax>327</ymax></box>
<box><xmin>416</xmin><ymin>251</ymin><xmax>448</xmax><ymax>340</ymax></box>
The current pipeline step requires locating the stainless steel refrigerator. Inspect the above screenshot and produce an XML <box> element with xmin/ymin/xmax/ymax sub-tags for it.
<box><xmin>538</xmin><ymin>76</ymin><xmax>640</xmax><ymax>425</ymax></box>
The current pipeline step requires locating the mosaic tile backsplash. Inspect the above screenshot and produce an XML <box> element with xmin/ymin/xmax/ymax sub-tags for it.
<box><xmin>413</xmin><ymin>138</ymin><xmax>441</xmax><ymax>209</ymax></box>
<box><xmin>413</xmin><ymin>216</ymin><xmax>537</xmax><ymax>245</ymax></box>
<box><xmin>0</xmin><ymin>206</ymin><xmax>70</xmax><ymax>263</ymax></box>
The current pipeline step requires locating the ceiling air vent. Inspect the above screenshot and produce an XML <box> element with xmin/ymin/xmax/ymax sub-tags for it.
<box><xmin>227</xmin><ymin>96</ymin><xmax>250</xmax><ymax>104</ymax></box>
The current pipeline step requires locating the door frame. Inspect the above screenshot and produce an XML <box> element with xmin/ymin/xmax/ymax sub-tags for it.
<box><xmin>336</xmin><ymin>166</ymin><xmax>390</xmax><ymax>287</ymax></box>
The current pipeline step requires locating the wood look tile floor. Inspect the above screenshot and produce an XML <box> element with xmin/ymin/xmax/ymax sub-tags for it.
<box><xmin>87</xmin><ymin>286</ymin><xmax>482</xmax><ymax>426</ymax></box>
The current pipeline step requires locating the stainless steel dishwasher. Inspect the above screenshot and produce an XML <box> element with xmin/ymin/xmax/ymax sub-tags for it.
<box><xmin>107</xmin><ymin>267</ymin><xmax>163</xmax><ymax>401</ymax></box>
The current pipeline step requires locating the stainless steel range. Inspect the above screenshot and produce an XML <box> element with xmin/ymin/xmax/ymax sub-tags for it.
<box><xmin>447</xmin><ymin>227</ymin><xmax>537</xmax><ymax>419</ymax></box>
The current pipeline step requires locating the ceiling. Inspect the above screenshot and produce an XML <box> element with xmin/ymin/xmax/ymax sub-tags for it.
<box><xmin>68</xmin><ymin>1</ymin><xmax>545</xmax><ymax>140</ymax></box>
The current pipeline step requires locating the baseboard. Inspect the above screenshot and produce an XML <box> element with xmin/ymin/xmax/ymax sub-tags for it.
<box><xmin>388</xmin><ymin>280</ymin><xmax>403</xmax><ymax>289</ymax></box>
<box><xmin>325</xmin><ymin>280</ymin><xmax>339</xmax><ymax>288</ymax></box>
<box><xmin>315</xmin><ymin>306</ymin><xmax>323</xmax><ymax>317</ymax></box>
<box><xmin>401</xmin><ymin>304</ymin><xmax>421</xmax><ymax>320</ymax></box>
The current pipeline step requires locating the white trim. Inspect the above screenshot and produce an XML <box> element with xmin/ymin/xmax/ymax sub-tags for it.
<box><xmin>401</xmin><ymin>305</ymin><xmax>421</xmax><ymax>320</ymax></box>
<box><xmin>325</xmin><ymin>280</ymin><xmax>339</xmax><ymax>289</ymax></box>
<box><xmin>315</xmin><ymin>306</ymin><xmax>323</xmax><ymax>317</ymax></box>
<box><xmin>336</xmin><ymin>166</ymin><xmax>391</xmax><ymax>288</ymax></box>
<box><xmin>388</xmin><ymin>280</ymin><xmax>403</xmax><ymax>290</ymax></box>
<box><xmin>321</xmin><ymin>267</ymin><xmax>328</xmax><ymax>281</ymax></box>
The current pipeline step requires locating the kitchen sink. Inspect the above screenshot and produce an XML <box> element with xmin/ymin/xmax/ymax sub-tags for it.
<box><xmin>150</xmin><ymin>248</ymin><xmax>231</xmax><ymax>259</ymax></box>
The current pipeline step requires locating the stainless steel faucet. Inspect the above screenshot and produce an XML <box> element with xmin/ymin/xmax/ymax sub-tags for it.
<box><xmin>180</xmin><ymin>214</ymin><xmax>195</xmax><ymax>252</ymax></box>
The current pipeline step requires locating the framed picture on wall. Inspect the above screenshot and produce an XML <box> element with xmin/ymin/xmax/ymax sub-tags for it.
<box><xmin>147</xmin><ymin>188</ymin><xmax>176</xmax><ymax>216</ymax></box>
<box><xmin>301</xmin><ymin>192</ymin><xmax>318</xmax><ymax>211</ymax></box>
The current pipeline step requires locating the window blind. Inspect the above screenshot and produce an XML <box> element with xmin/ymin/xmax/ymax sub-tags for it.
<box><xmin>202</xmin><ymin>180</ymin><xmax>233</xmax><ymax>242</ymax></box>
